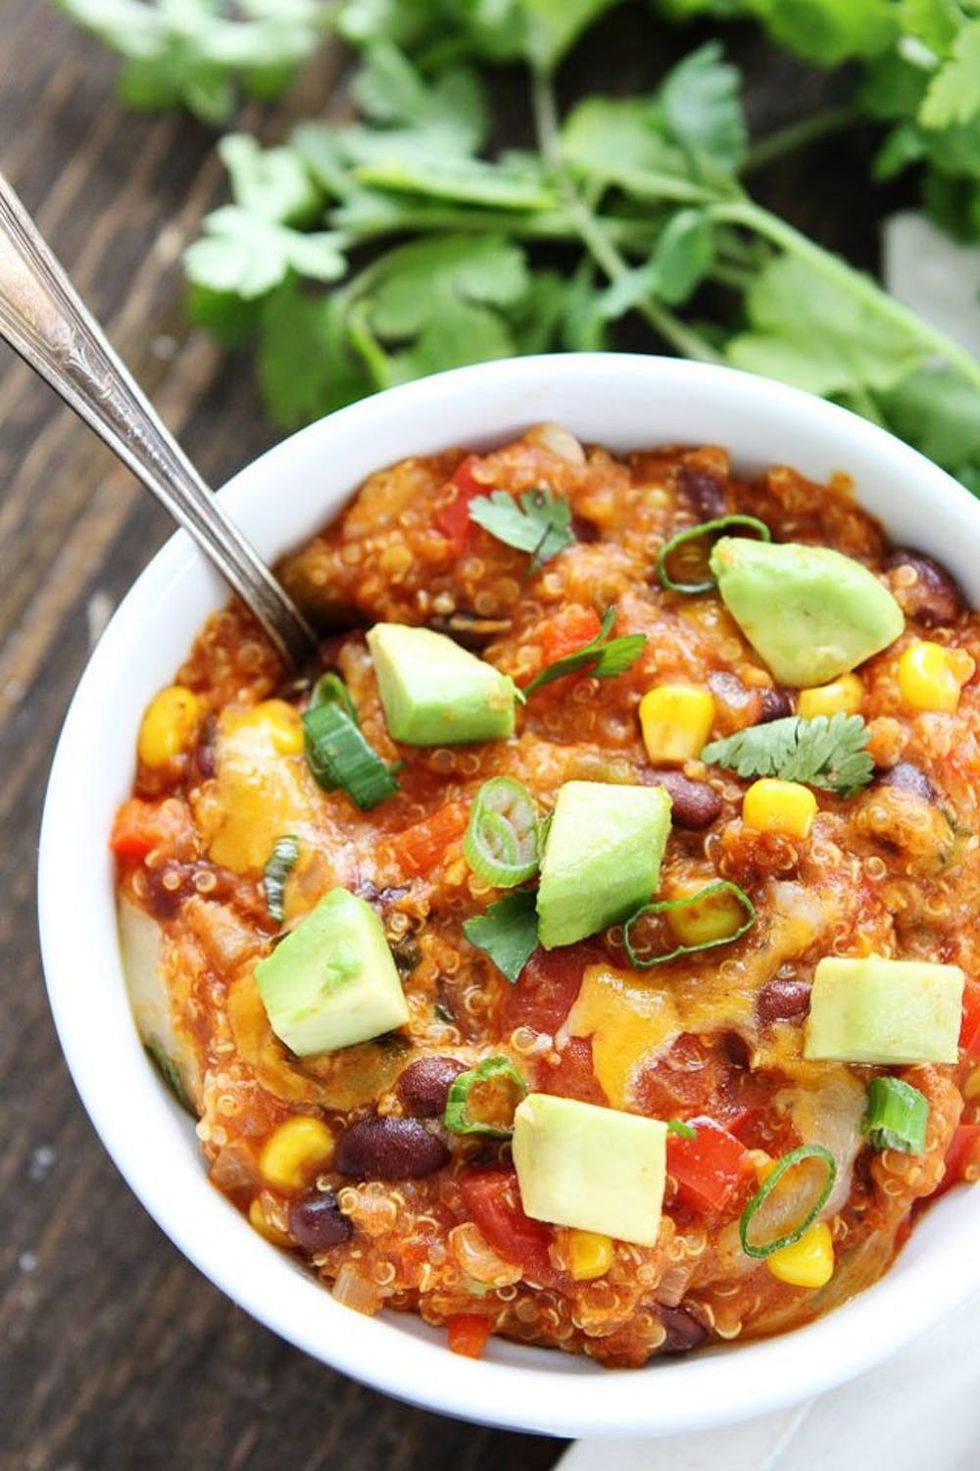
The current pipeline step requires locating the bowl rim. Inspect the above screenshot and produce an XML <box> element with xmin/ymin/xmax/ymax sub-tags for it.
<box><xmin>37</xmin><ymin>353</ymin><xmax>980</xmax><ymax>1438</ymax></box>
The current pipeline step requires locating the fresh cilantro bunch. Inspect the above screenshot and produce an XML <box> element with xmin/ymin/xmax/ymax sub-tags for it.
<box><xmin>56</xmin><ymin>0</ymin><xmax>334</xmax><ymax>122</ymax></box>
<box><xmin>57</xmin><ymin>0</ymin><xmax>980</xmax><ymax>493</ymax></box>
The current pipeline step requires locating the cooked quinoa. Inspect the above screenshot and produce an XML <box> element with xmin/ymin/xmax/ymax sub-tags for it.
<box><xmin>112</xmin><ymin>426</ymin><xmax>980</xmax><ymax>1368</ymax></box>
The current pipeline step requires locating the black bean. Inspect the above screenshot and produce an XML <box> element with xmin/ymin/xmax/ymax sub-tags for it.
<box><xmin>659</xmin><ymin>1306</ymin><xmax>708</xmax><ymax>1354</ymax></box>
<box><xmin>641</xmin><ymin>769</ymin><xmax>722</xmax><ymax>829</ymax></box>
<box><xmin>875</xmin><ymin>761</ymin><xmax>937</xmax><ymax>805</ymax></box>
<box><xmin>885</xmin><ymin>548</ymin><xmax>964</xmax><ymax>628</ymax></box>
<box><xmin>759</xmin><ymin>688</ymin><xmax>793</xmax><ymax>723</ymax></box>
<box><xmin>678</xmin><ymin>464</ymin><xmax>727</xmax><ymax>520</ymax></box>
<box><xmin>288</xmin><ymin>1190</ymin><xmax>353</xmax><ymax>1252</ymax></box>
<box><xmin>336</xmin><ymin>1117</ymin><xmax>450</xmax><ymax>1180</ymax></box>
<box><xmin>396</xmin><ymin>1056</ymin><xmax>466</xmax><ymax>1118</ymax></box>
<box><xmin>756</xmin><ymin>977</ymin><xmax>812</xmax><ymax>1024</ymax></box>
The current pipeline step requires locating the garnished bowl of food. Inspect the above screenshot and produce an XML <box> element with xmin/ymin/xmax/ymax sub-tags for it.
<box><xmin>37</xmin><ymin>353</ymin><xmax>980</xmax><ymax>1437</ymax></box>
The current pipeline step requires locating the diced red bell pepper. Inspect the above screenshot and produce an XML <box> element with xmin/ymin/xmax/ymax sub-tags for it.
<box><xmin>436</xmin><ymin>456</ymin><xmax>484</xmax><ymax>553</ymax></box>
<box><xmin>459</xmin><ymin>1168</ymin><xmax>558</xmax><ymax>1286</ymax></box>
<box><xmin>937</xmin><ymin>1123</ymin><xmax>980</xmax><ymax>1196</ymax></box>
<box><xmin>388</xmin><ymin>801</ymin><xmax>469</xmax><ymax>877</ymax></box>
<box><xmin>667</xmin><ymin>1116</ymin><xmax>751</xmax><ymax>1214</ymax></box>
<box><xmin>447</xmin><ymin>1314</ymin><xmax>492</xmax><ymax>1359</ymax></box>
<box><xmin>109</xmin><ymin>799</ymin><xmax>170</xmax><ymax>864</ymax></box>
<box><xmin>959</xmin><ymin>982</ymin><xmax>980</xmax><ymax>1059</ymax></box>
<box><xmin>537</xmin><ymin>606</ymin><xmax>602</xmax><ymax>666</ymax></box>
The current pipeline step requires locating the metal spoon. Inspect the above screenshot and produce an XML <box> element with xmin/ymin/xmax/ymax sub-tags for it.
<box><xmin>0</xmin><ymin>170</ymin><xmax>317</xmax><ymax>670</ymax></box>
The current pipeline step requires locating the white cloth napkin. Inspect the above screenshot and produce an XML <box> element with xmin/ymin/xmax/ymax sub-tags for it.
<box><xmin>558</xmin><ymin>1293</ymin><xmax>980</xmax><ymax>1471</ymax></box>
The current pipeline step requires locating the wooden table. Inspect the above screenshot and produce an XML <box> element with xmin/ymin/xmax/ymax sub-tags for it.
<box><xmin>0</xmin><ymin>4</ymin><xmax>906</xmax><ymax>1465</ymax></box>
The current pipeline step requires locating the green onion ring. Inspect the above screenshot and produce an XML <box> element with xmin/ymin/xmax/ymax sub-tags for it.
<box><xmin>667</xmin><ymin>1118</ymin><xmax>696</xmax><ymax>1140</ymax></box>
<box><xmin>623</xmin><ymin>880</ymin><xmax>756</xmax><ymax>969</ymax></box>
<box><xmin>464</xmin><ymin>777</ymin><xmax>540</xmax><ymax>887</ymax></box>
<box><xmin>657</xmin><ymin>514</ymin><xmax>772</xmax><ymax>595</ymax></box>
<box><xmin>444</xmin><ymin>1056</ymin><xmax>528</xmax><ymax>1137</ymax></box>
<box><xmin>863</xmin><ymin>1075</ymin><xmax>929</xmax><ymax>1155</ymax></box>
<box><xmin>739</xmin><ymin>1143</ymin><xmax>837</xmax><ymax>1259</ymax></box>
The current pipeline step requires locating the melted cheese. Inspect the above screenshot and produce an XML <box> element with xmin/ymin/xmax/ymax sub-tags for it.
<box><xmin>203</xmin><ymin>706</ymin><xmax>314</xmax><ymax>873</ymax></box>
<box><xmin>564</xmin><ymin>965</ymin><xmax>680</xmax><ymax>1109</ymax></box>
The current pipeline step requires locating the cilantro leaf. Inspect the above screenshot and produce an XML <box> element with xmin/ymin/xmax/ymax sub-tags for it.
<box><xmin>742</xmin><ymin>0</ymin><xmax>898</xmax><ymax>66</ymax></box>
<box><xmin>598</xmin><ymin>209</ymin><xmax>715</xmax><ymax>317</ymax></box>
<box><xmin>880</xmin><ymin>364</ymin><xmax>980</xmax><ymax>489</ymax></box>
<box><xmin>920</xmin><ymin>19</ymin><xmax>980</xmax><ymax>130</ymax></box>
<box><xmin>524</xmin><ymin>607</ymin><xmax>646</xmax><ymax>694</ymax></box>
<box><xmin>184</xmin><ymin>206</ymin><xmax>346</xmax><ymax>298</ymax></box>
<box><xmin>469</xmin><ymin>487</ymin><xmax>574</xmax><ymax>569</ymax></box>
<box><xmin>343</xmin><ymin>42</ymin><xmax>488</xmax><ymax>162</ymax></box>
<box><xmin>702</xmin><ymin>714</ymin><xmax>874</xmax><ymax>797</ymax></box>
<box><xmin>522</xmin><ymin>0</ymin><xmax>618</xmax><ymax>72</ymax></box>
<box><xmin>57</xmin><ymin>0</ymin><xmax>331</xmax><ymax>122</ymax></box>
<box><xmin>726</xmin><ymin>255</ymin><xmax>928</xmax><ymax>397</ymax></box>
<box><xmin>654</xmin><ymin>41</ymin><xmax>748</xmax><ymax>176</ymax></box>
<box><xmin>256</xmin><ymin>281</ymin><xmax>374</xmax><ymax>428</ymax></box>
<box><xmin>463</xmin><ymin>889</ymin><xmax>540</xmax><ymax>984</ymax></box>
<box><xmin>357</xmin><ymin>234</ymin><xmax>529</xmax><ymax>381</ymax></box>
<box><xmin>219</xmin><ymin>133</ymin><xmax>323</xmax><ymax>226</ymax></box>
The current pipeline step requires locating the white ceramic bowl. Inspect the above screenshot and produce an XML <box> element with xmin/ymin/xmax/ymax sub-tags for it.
<box><xmin>38</xmin><ymin>354</ymin><xmax>980</xmax><ymax>1438</ymax></box>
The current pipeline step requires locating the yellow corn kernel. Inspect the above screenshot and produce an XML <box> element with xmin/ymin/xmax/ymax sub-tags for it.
<box><xmin>240</xmin><ymin>699</ymin><xmax>305</xmax><ymax>755</ymax></box>
<box><xmin>666</xmin><ymin>885</ymin><xmax>746</xmax><ymax>946</ymax></box>
<box><xmin>898</xmin><ymin>640</ymin><xmax>975</xmax><ymax>713</ymax></box>
<box><xmin>964</xmin><ymin>1067</ymin><xmax>980</xmax><ymax>1102</ymax></box>
<box><xmin>743</xmin><ymin>778</ymin><xmax>817</xmax><ymax>840</ymax></box>
<box><xmin>248</xmin><ymin>1195</ymin><xmax>292</xmax><ymax>1246</ymax></box>
<box><xmin>765</xmin><ymin>1221</ymin><xmax>834</xmax><ymax>1288</ymax></box>
<box><xmin>797</xmin><ymin>674</ymin><xmax>864</xmax><ymax>721</ymax></box>
<box><xmin>566</xmin><ymin>1229</ymin><xmax>615</xmax><ymax>1281</ymax></box>
<box><xmin>138</xmin><ymin>685</ymin><xmax>200</xmax><ymax>768</ymax></box>
<box><xmin>259</xmin><ymin>1116</ymin><xmax>334</xmax><ymax>1191</ymax></box>
<box><xmin>639</xmin><ymin>685</ymin><xmax>715</xmax><ymax>764</ymax></box>
<box><xmin>747</xmin><ymin>1150</ymin><xmax>775</xmax><ymax>1184</ymax></box>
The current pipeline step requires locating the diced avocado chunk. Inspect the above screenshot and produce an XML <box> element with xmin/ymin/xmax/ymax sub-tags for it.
<box><xmin>536</xmin><ymin>781</ymin><xmax>671</xmax><ymax>949</ymax></box>
<box><xmin>710</xmin><ymin>538</ymin><xmax>905</xmax><ymax>688</ymax></box>
<box><xmin>512</xmin><ymin>1093</ymin><xmax>667</xmax><ymax>1246</ymax></box>
<box><xmin>367</xmin><ymin>623</ymin><xmax>516</xmax><ymax>745</ymax></box>
<box><xmin>804</xmin><ymin>956</ymin><xmax>964</xmax><ymax>1064</ymax></box>
<box><xmin>254</xmin><ymin>888</ymin><xmax>409</xmax><ymax>1056</ymax></box>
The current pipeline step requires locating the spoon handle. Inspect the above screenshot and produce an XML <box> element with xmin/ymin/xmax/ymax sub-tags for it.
<box><xmin>0</xmin><ymin>170</ymin><xmax>316</xmax><ymax>669</ymax></box>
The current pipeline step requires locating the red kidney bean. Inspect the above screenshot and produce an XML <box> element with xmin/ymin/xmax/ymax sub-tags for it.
<box><xmin>659</xmin><ymin>1305</ymin><xmax>708</xmax><ymax>1354</ymax></box>
<box><xmin>885</xmin><ymin>549</ymin><xmax>964</xmax><ymax>628</ymax></box>
<box><xmin>288</xmin><ymin>1189</ymin><xmax>353</xmax><ymax>1252</ymax></box>
<box><xmin>337</xmin><ymin>1118</ymin><xmax>450</xmax><ymax>1180</ymax></box>
<box><xmin>678</xmin><ymin>464</ymin><xmax>727</xmax><ymax>520</ymax></box>
<box><xmin>756</xmin><ymin>977</ymin><xmax>812</xmax><ymax>1024</ymax></box>
<box><xmin>875</xmin><ymin>761</ymin><xmax>936</xmax><ymax>805</ymax></box>
<box><xmin>396</xmin><ymin>1056</ymin><xmax>466</xmax><ymax>1118</ymax></box>
<box><xmin>759</xmin><ymin>688</ymin><xmax>793</xmax><ymax>722</ymax></box>
<box><xmin>641</xmin><ymin>770</ymin><xmax>722</xmax><ymax>829</ymax></box>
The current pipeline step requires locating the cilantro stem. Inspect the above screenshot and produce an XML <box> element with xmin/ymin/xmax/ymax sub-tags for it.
<box><xmin>330</xmin><ymin>201</ymin><xmax>657</xmax><ymax>251</ymax></box>
<box><xmin>712</xmin><ymin>199</ymin><xmax>980</xmax><ymax>392</ymax></box>
<box><xmin>742</xmin><ymin>105</ymin><xmax>861</xmax><ymax>176</ymax></box>
<box><xmin>530</xmin><ymin>68</ymin><xmax>722</xmax><ymax>365</ymax></box>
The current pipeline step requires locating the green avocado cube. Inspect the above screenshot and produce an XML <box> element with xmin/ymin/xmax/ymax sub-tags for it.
<box><xmin>512</xmin><ymin>1093</ymin><xmax>668</xmax><ymax>1246</ymax></box>
<box><xmin>804</xmin><ymin>956</ymin><xmax>964</xmax><ymax>1065</ymax></box>
<box><xmin>367</xmin><ymin>623</ymin><xmax>517</xmax><ymax>745</ymax></box>
<box><xmin>536</xmin><ymin>781</ymin><xmax>672</xmax><ymax>949</ymax></box>
<box><xmin>710</xmin><ymin>537</ymin><xmax>905</xmax><ymax>688</ymax></box>
<box><xmin>254</xmin><ymin>888</ymin><xmax>409</xmax><ymax>1056</ymax></box>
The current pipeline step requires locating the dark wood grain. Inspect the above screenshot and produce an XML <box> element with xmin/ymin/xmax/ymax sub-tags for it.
<box><xmin>0</xmin><ymin>4</ymin><xmax>908</xmax><ymax>1467</ymax></box>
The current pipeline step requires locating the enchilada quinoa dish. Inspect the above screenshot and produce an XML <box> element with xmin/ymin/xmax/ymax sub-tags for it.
<box><xmin>112</xmin><ymin>424</ymin><xmax>980</xmax><ymax>1367</ymax></box>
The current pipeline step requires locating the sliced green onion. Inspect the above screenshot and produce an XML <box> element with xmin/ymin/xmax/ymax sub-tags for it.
<box><xmin>864</xmin><ymin>1076</ymin><xmax>929</xmax><ymax>1155</ymax></box>
<box><xmin>310</xmin><ymin>671</ymin><xmax>359</xmax><ymax>724</ymax></box>
<box><xmin>303</xmin><ymin>699</ymin><xmax>398</xmax><ymax>811</ymax></box>
<box><xmin>667</xmin><ymin>1118</ymin><xmax>696</xmax><ymax>1139</ymax></box>
<box><xmin>623</xmin><ymin>881</ymin><xmax>756</xmax><ymax>969</ymax></box>
<box><xmin>262</xmin><ymin>835</ymin><xmax>300</xmax><ymax>923</ymax></box>
<box><xmin>464</xmin><ymin>777</ymin><xmax>540</xmax><ymax>887</ymax></box>
<box><xmin>444</xmin><ymin>1056</ymin><xmax>528</xmax><ymax>1137</ymax></box>
<box><xmin>657</xmin><ymin>514</ymin><xmax>771</xmax><ymax>595</ymax></box>
<box><xmin>739</xmin><ymin>1143</ymin><xmax>837</xmax><ymax>1259</ymax></box>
